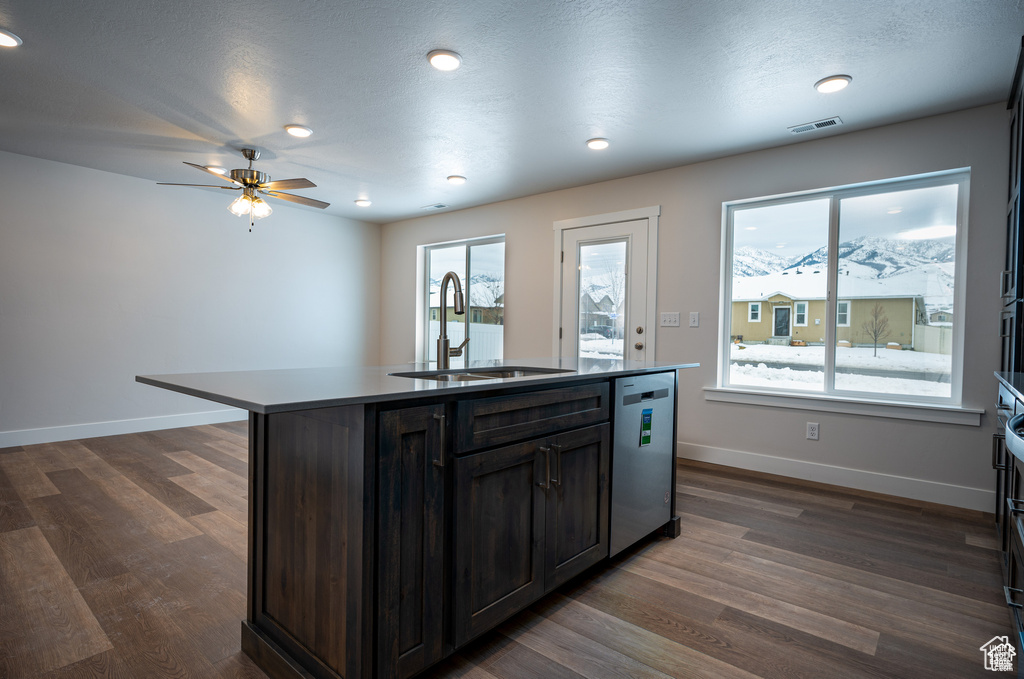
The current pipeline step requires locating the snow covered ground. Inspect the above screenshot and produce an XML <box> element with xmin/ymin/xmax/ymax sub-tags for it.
<box><xmin>580</xmin><ymin>334</ymin><xmax>624</xmax><ymax>359</ymax></box>
<box><xmin>731</xmin><ymin>343</ymin><xmax>950</xmax><ymax>373</ymax></box>
<box><xmin>730</xmin><ymin>343</ymin><xmax>951</xmax><ymax>397</ymax></box>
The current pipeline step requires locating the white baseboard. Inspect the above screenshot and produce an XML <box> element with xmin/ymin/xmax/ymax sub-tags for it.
<box><xmin>678</xmin><ymin>441</ymin><xmax>993</xmax><ymax>513</ymax></box>
<box><xmin>0</xmin><ymin>409</ymin><xmax>247</xmax><ymax>448</ymax></box>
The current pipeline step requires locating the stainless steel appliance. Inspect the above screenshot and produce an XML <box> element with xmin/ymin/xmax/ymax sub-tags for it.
<box><xmin>610</xmin><ymin>371</ymin><xmax>676</xmax><ymax>557</ymax></box>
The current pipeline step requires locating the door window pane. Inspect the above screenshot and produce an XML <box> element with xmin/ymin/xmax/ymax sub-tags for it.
<box><xmin>578</xmin><ymin>240</ymin><xmax>627</xmax><ymax>360</ymax></box>
<box><xmin>833</xmin><ymin>184</ymin><xmax>958</xmax><ymax>398</ymax></box>
<box><xmin>729</xmin><ymin>199</ymin><xmax>830</xmax><ymax>391</ymax></box>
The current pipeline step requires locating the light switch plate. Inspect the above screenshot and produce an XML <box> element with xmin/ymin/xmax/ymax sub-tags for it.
<box><xmin>689</xmin><ymin>312</ymin><xmax>699</xmax><ymax>327</ymax></box>
<box><xmin>660</xmin><ymin>312</ymin><xmax>680</xmax><ymax>327</ymax></box>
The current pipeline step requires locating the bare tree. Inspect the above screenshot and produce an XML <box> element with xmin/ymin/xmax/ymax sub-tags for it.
<box><xmin>470</xmin><ymin>274</ymin><xmax>504</xmax><ymax>325</ymax></box>
<box><xmin>861</xmin><ymin>302</ymin><xmax>891</xmax><ymax>357</ymax></box>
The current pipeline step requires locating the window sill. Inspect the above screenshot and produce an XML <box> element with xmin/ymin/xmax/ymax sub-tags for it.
<box><xmin>704</xmin><ymin>387</ymin><xmax>983</xmax><ymax>426</ymax></box>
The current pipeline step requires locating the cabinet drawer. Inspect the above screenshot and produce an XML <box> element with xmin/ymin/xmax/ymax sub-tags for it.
<box><xmin>453</xmin><ymin>382</ymin><xmax>609</xmax><ymax>453</ymax></box>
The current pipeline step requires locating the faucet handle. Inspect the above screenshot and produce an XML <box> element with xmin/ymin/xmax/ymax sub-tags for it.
<box><xmin>449</xmin><ymin>337</ymin><xmax>470</xmax><ymax>357</ymax></box>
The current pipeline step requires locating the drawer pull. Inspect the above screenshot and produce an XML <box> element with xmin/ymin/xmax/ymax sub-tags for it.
<box><xmin>1006</xmin><ymin>586</ymin><xmax>1024</xmax><ymax>609</ymax></box>
<box><xmin>551</xmin><ymin>443</ymin><xmax>562</xmax><ymax>487</ymax></box>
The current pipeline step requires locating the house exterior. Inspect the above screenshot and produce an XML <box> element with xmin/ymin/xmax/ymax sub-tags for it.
<box><xmin>579</xmin><ymin>292</ymin><xmax>624</xmax><ymax>338</ymax></box>
<box><xmin>731</xmin><ymin>269</ymin><xmax>927</xmax><ymax>349</ymax></box>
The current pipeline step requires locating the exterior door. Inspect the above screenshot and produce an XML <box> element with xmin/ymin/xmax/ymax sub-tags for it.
<box><xmin>555</xmin><ymin>208</ymin><xmax>659</xmax><ymax>362</ymax></box>
<box><xmin>773</xmin><ymin>307</ymin><xmax>791</xmax><ymax>337</ymax></box>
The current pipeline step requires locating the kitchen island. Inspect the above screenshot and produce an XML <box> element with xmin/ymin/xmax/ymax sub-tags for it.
<box><xmin>138</xmin><ymin>358</ymin><xmax>697</xmax><ymax>679</ymax></box>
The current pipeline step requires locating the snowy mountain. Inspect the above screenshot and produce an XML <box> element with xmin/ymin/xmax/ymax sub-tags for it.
<box><xmin>734</xmin><ymin>235</ymin><xmax>956</xmax><ymax>313</ymax></box>
<box><xmin>786</xmin><ymin>235</ymin><xmax>955</xmax><ymax>279</ymax></box>
<box><xmin>732</xmin><ymin>247</ymin><xmax>794</xmax><ymax>277</ymax></box>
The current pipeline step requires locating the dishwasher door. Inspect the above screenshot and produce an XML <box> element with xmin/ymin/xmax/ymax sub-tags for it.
<box><xmin>610</xmin><ymin>372</ymin><xmax>675</xmax><ymax>557</ymax></box>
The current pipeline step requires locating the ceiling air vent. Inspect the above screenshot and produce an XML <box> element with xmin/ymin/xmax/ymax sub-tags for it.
<box><xmin>420</xmin><ymin>203</ymin><xmax>448</xmax><ymax>210</ymax></box>
<box><xmin>788</xmin><ymin>116</ymin><xmax>843</xmax><ymax>135</ymax></box>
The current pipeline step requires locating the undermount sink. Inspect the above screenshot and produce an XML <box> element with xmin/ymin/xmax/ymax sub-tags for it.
<box><xmin>389</xmin><ymin>366</ymin><xmax>575</xmax><ymax>382</ymax></box>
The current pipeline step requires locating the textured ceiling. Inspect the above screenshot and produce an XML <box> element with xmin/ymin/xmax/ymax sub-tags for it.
<box><xmin>0</xmin><ymin>0</ymin><xmax>1021</xmax><ymax>223</ymax></box>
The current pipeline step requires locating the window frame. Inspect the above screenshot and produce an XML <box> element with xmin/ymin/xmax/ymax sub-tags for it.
<box><xmin>836</xmin><ymin>300</ymin><xmax>850</xmax><ymax>327</ymax></box>
<box><xmin>794</xmin><ymin>301</ymin><xmax>808</xmax><ymax>326</ymax></box>
<box><xmin>717</xmin><ymin>168</ymin><xmax>970</xmax><ymax>409</ymax></box>
<box><xmin>748</xmin><ymin>302</ymin><xmax>761</xmax><ymax>322</ymax></box>
<box><xmin>420</xmin><ymin>234</ymin><xmax>505</xmax><ymax>365</ymax></box>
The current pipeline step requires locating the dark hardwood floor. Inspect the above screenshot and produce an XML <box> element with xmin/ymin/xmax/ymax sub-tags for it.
<box><xmin>0</xmin><ymin>424</ymin><xmax>1009</xmax><ymax>678</ymax></box>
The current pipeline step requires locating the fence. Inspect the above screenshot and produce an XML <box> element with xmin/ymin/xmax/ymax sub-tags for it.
<box><xmin>914</xmin><ymin>323</ymin><xmax>952</xmax><ymax>355</ymax></box>
<box><xmin>426</xmin><ymin>321</ymin><xmax>504</xmax><ymax>362</ymax></box>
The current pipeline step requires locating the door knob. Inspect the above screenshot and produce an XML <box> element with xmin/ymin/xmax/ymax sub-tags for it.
<box><xmin>634</xmin><ymin>342</ymin><xmax>644</xmax><ymax>350</ymax></box>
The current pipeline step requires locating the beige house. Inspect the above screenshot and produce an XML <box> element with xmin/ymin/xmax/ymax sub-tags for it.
<box><xmin>731</xmin><ymin>269</ymin><xmax>927</xmax><ymax>348</ymax></box>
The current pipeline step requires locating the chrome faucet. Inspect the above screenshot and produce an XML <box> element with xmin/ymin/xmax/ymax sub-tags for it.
<box><xmin>437</xmin><ymin>271</ymin><xmax>469</xmax><ymax>369</ymax></box>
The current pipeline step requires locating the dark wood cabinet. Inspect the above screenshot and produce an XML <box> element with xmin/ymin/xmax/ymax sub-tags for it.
<box><xmin>377</xmin><ymin>404</ymin><xmax>447</xmax><ymax>679</ymax></box>
<box><xmin>543</xmin><ymin>424</ymin><xmax>610</xmax><ymax>591</ymax></box>
<box><xmin>451</xmin><ymin>436</ymin><xmax>546</xmax><ymax>647</ymax></box>
<box><xmin>452</xmin><ymin>423</ymin><xmax>610</xmax><ymax>647</ymax></box>
<box><xmin>1004</xmin><ymin>37</ymin><xmax>1024</xmax><ymax>373</ymax></box>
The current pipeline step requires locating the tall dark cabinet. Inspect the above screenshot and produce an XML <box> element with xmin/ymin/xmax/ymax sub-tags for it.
<box><xmin>1004</xmin><ymin>37</ymin><xmax>1024</xmax><ymax>374</ymax></box>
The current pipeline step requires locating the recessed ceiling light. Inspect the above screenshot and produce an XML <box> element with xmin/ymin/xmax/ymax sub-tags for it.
<box><xmin>206</xmin><ymin>166</ymin><xmax>227</xmax><ymax>175</ymax></box>
<box><xmin>285</xmin><ymin>124</ymin><xmax>313</xmax><ymax>138</ymax></box>
<box><xmin>0</xmin><ymin>28</ymin><xmax>22</xmax><ymax>47</ymax></box>
<box><xmin>745</xmin><ymin>226</ymin><xmax>758</xmax><ymax>231</ymax></box>
<box><xmin>428</xmin><ymin>50</ymin><xmax>462</xmax><ymax>71</ymax></box>
<box><xmin>447</xmin><ymin>175</ymin><xmax>467</xmax><ymax>185</ymax></box>
<box><xmin>814</xmin><ymin>75</ymin><xmax>852</xmax><ymax>94</ymax></box>
<box><xmin>354</xmin><ymin>199</ymin><xmax>372</xmax><ymax>207</ymax></box>
<box><xmin>586</xmin><ymin>138</ymin><xmax>610</xmax><ymax>150</ymax></box>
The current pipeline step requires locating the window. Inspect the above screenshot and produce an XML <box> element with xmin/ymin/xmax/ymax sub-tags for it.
<box><xmin>423</xmin><ymin>236</ymin><xmax>505</xmax><ymax>365</ymax></box>
<box><xmin>721</xmin><ymin>170</ymin><xmax>967</xmax><ymax>405</ymax></box>
<box><xmin>836</xmin><ymin>301</ymin><xmax>850</xmax><ymax>327</ymax></box>
<box><xmin>794</xmin><ymin>302</ymin><xmax>808</xmax><ymax>326</ymax></box>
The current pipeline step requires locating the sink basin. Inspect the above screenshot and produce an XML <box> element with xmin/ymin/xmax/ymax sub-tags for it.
<box><xmin>389</xmin><ymin>366</ymin><xmax>575</xmax><ymax>382</ymax></box>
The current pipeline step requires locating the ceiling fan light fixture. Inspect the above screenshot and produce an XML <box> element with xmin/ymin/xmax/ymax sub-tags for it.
<box><xmin>354</xmin><ymin>199</ymin><xmax>372</xmax><ymax>207</ymax></box>
<box><xmin>228</xmin><ymin>193</ymin><xmax>253</xmax><ymax>217</ymax></box>
<box><xmin>586</xmin><ymin>138</ymin><xmax>610</xmax><ymax>150</ymax></box>
<box><xmin>206</xmin><ymin>166</ymin><xmax>227</xmax><ymax>175</ymax></box>
<box><xmin>0</xmin><ymin>28</ymin><xmax>23</xmax><ymax>47</ymax></box>
<box><xmin>428</xmin><ymin>49</ymin><xmax>461</xmax><ymax>71</ymax></box>
<box><xmin>250</xmin><ymin>197</ymin><xmax>273</xmax><ymax>219</ymax></box>
<box><xmin>814</xmin><ymin>75</ymin><xmax>852</xmax><ymax>94</ymax></box>
<box><xmin>446</xmin><ymin>175</ymin><xmax>467</xmax><ymax>185</ymax></box>
<box><xmin>285</xmin><ymin>124</ymin><xmax>313</xmax><ymax>138</ymax></box>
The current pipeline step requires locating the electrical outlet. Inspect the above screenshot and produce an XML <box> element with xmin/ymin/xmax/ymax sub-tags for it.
<box><xmin>689</xmin><ymin>312</ymin><xmax>699</xmax><ymax>327</ymax></box>
<box><xmin>806</xmin><ymin>422</ymin><xmax>819</xmax><ymax>440</ymax></box>
<box><xmin>660</xmin><ymin>312</ymin><xmax>680</xmax><ymax>327</ymax></box>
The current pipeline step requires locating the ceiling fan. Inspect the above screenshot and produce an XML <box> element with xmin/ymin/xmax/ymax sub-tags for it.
<box><xmin>158</xmin><ymin>147</ymin><xmax>330</xmax><ymax>230</ymax></box>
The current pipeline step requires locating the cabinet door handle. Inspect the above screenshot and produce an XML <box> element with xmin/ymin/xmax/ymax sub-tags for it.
<box><xmin>537</xmin><ymin>446</ymin><xmax>551</xmax><ymax>489</ymax></box>
<box><xmin>551</xmin><ymin>443</ymin><xmax>562</xmax><ymax>487</ymax></box>
<box><xmin>995</xmin><ymin>435</ymin><xmax>1009</xmax><ymax>471</ymax></box>
<box><xmin>433</xmin><ymin>413</ymin><xmax>446</xmax><ymax>468</ymax></box>
<box><xmin>1006</xmin><ymin>586</ymin><xmax>1024</xmax><ymax>609</ymax></box>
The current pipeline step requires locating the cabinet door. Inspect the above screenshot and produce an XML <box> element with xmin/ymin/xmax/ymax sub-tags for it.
<box><xmin>452</xmin><ymin>441</ymin><xmax>545</xmax><ymax>647</ymax></box>
<box><xmin>544</xmin><ymin>424</ymin><xmax>610</xmax><ymax>591</ymax></box>
<box><xmin>378</xmin><ymin>405</ymin><xmax>446</xmax><ymax>679</ymax></box>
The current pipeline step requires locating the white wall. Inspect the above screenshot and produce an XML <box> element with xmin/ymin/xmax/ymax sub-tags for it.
<box><xmin>380</xmin><ymin>104</ymin><xmax>1006</xmax><ymax>511</ymax></box>
<box><xmin>0</xmin><ymin>150</ymin><xmax>380</xmax><ymax>446</ymax></box>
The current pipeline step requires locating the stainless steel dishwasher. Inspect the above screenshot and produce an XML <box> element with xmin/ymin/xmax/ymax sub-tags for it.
<box><xmin>610</xmin><ymin>371</ymin><xmax>676</xmax><ymax>557</ymax></box>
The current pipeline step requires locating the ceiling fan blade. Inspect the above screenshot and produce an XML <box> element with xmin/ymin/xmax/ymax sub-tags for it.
<box><xmin>264</xmin><ymin>190</ymin><xmax>330</xmax><ymax>209</ymax></box>
<box><xmin>183</xmin><ymin>161</ymin><xmax>243</xmax><ymax>186</ymax></box>
<box><xmin>260</xmin><ymin>178</ymin><xmax>316</xmax><ymax>190</ymax></box>
<box><xmin>157</xmin><ymin>182</ymin><xmax>241</xmax><ymax>189</ymax></box>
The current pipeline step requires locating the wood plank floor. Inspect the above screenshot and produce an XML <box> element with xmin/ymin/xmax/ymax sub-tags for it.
<box><xmin>0</xmin><ymin>425</ymin><xmax>1009</xmax><ymax>678</ymax></box>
